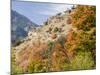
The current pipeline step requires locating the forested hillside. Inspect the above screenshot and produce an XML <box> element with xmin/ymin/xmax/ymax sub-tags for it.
<box><xmin>11</xmin><ymin>5</ymin><xmax>96</xmax><ymax>75</ymax></box>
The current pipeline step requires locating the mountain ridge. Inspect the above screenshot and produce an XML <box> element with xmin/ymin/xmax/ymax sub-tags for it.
<box><xmin>11</xmin><ymin>10</ymin><xmax>38</xmax><ymax>45</ymax></box>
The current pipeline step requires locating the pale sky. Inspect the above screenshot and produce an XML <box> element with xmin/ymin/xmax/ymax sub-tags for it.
<box><xmin>12</xmin><ymin>1</ymin><xmax>73</xmax><ymax>25</ymax></box>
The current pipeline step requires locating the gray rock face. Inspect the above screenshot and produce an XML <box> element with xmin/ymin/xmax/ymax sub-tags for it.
<box><xmin>11</xmin><ymin>10</ymin><xmax>38</xmax><ymax>45</ymax></box>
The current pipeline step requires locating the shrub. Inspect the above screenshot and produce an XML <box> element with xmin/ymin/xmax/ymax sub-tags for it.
<box><xmin>49</xmin><ymin>27</ymin><xmax>52</xmax><ymax>32</ymax></box>
<box><xmin>72</xmin><ymin>5</ymin><xmax>75</xmax><ymax>10</ymax></box>
<box><xmin>57</xmin><ymin>13</ymin><xmax>62</xmax><ymax>16</ymax></box>
<box><xmin>44</xmin><ymin>21</ymin><xmax>48</xmax><ymax>25</ymax></box>
<box><xmin>58</xmin><ymin>28</ymin><xmax>62</xmax><ymax>32</ymax></box>
<box><xmin>46</xmin><ymin>27</ymin><xmax>52</xmax><ymax>33</ymax></box>
<box><xmin>70</xmin><ymin>51</ymin><xmax>95</xmax><ymax>70</ymax></box>
<box><xmin>11</xmin><ymin>48</ymin><xmax>23</xmax><ymax>75</ymax></box>
<box><xmin>28</xmin><ymin>60</ymin><xmax>47</xmax><ymax>73</ymax></box>
<box><xmin>51</xmin><ymin>33</ymin><xmax>57</xmax><ymax>39</ymax></box>
<box><xmin>13</xmin><ymin>40</ymin><xmax>22</xmax><ymax>46</ymax></box>
<box><xmin>71</xmin><ymin>5</ymin><xmax>96</xmax><ymax>31</ymax></box>
<box><xmin>11</xmin><ymin>65</ymin><xmax>23</xmax><ymax>75</ymax></box>
<box><xmin>68</xmin><ymin>10</ymin><xmax>71</xmax><ymax>13</ymax></box>
<box><xmin>58</xmin><ymin>51</ymin><xmax>95</xmax><ymax>71</ymax></box>
<box><xmin>62</xmin><ymin>24</ymin><xmax>65</xmax><ymax>27</ymax></box>
<box><xmin>53</xmin><ymin>27</ymin><xmax>59</xmax><ymax>32</ymax></box>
